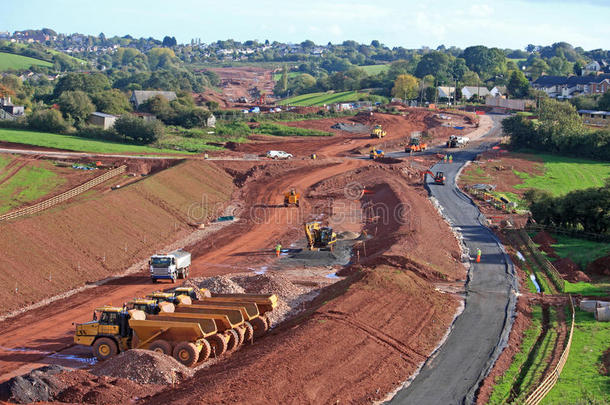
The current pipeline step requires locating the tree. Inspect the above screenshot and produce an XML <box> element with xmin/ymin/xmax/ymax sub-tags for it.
<box><xmin>415</xmin><ymin>51</ymin><xmax>450</xmax><ymax>79</ymax></box>
<box><xmin>450</xmin><ymin>58</ymin><xmax>468</xmax><ymax>81</ymax></box>
<box><xmin>53</xmin><ymin>73</ymin><xmax>110</xmax><ymax>98</ymax></box>
<box><xmin>528</xmin><ymin>58</ymin><xmax>549</xmax><ymax>81</ymax></box>
<box><xmin>461</xmin><ymin>71</ymin><xmax>480</xmax><ymax>86</ymax></box>
<box><xmin>598</xmin><ymin>92</ymin><xmax>610</xmax><ymax>110</ymax></box>
<box><xmin>506</xmin><ymin>70</ymin><xmax>530</xmax><ymax>98</ymax></box>
<box><xmin>114</xmin><ymin>115</ymin><xmax>164</xmax><ymax>143</ymax></box>
<box><xmin>162</xmin><ymin>36</ymin><xmax>177</xmax><ymax>47</ymax></box>
<box><xmin>391</xmin><ymin>74</ymin><xmax>418</xmax><ymax>100</ymax></box>
<box><xmin>91</xmin><ymin>90</ymin><xmax>132</xmax><ymax>115</ymax></box>
<box><xmin>57</xmin><ymin>91</ymin><xmax>95</xmax><ymax>127</ymax></box>
<box><xmin>462</xmin><ymin>46</ymin><xmax>506</xmax><ymax>78</ymax></box>
<box><xmin>27</xmin><ymin>109</ymin><xmax>68</xmax><ymax>133</ymax></box>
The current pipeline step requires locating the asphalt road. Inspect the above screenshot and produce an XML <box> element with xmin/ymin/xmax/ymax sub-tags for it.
<box><xmin>389</xmin><ymin>115</ymin><xmax>519</xmax><ymax>405</ymax></box>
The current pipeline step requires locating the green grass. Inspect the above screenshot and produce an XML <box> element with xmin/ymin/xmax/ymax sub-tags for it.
<box><xmin>549</xmin><ymin>234</ymin><xmax>610</xmax><ymax>270</ymax></box>
<box><xmin>563</xmin><ymin>281</ymin><xmax>610</xmax><ymax>297</ymax></box>
<box><xmin>0</xmin><ymin>158</ymin><xmax>65</xmax><ymax>214</ymax></box>
<box><xmin>255</xmin><ymin>122</ymin><xmax>332</xmax><ymax>137</ymax></box>
<box><xmin>488</xmin><ymin>305</ymin><xmax>545</xmax><ymax>404</ymax></box>
<box><xmin>0</xmin><ymin>52</ymin><xmax>53</xmax><ymax>71</ymax></box>
<box><xmin>272</xmin><ymin>71</ymin><xmax>300</xmax><ymax>81</ymax></box>
<box><xmin>159</xmin><ymin>126</ymin><xmax>249</xmax><ymax>152</ymax></box>
<box><xmin>358</xmin><ymin>64</ymin><xmax>389</xmax><ymax>75</ymax></box>
<box><xmin>0</xmin><ymin>128</ymin><xmax>192</xmax><ymax>155</ymax></box>
<box><xmin>541</xmin><ymin>309</ymin><xmax>610</xmax><ymax>404</ymax></box>
<box><xmin>278</xmin><ymin>90</ymin><xmax>363</xmax><ymax>106</ymax></box>
<box><xmin>514</xmin><ymin>154</ymin><xmax>610</xmax><ymax>197</ymax></box>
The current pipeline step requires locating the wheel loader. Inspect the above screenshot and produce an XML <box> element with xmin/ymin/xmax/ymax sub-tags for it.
<box><xmin>284</xmin><ymin>189</ymin><xmax>300</xmax><ymax>207</ymax></box>
<box><xmin>406</xmin><ymin>135</ymin><xmax>427</xmax><ymax>153</ymax></box>
<box><xmin>304</xmin><ymin>221</ymin><xmax>338</xmax><ymax>251</ymax></box>
<box><xmin>369</xmin><ymin>148</ymin><xmax>384</xmax><ymax>159</ymax></box>
<box><xmin>370</xmin><ymin>124</ymin><xmax>386</xmax><ymax>139</ymax></box>
<box><xmin>73</xmin><ymin>305</ymin><xmax>218</xmax><ymax>366</ymax></box>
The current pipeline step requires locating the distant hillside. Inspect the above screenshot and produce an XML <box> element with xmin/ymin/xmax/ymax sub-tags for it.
<box><xmin>0</xmin><ymin>52</ymin><xmax>53</xmax><ymax>71</ymax></box>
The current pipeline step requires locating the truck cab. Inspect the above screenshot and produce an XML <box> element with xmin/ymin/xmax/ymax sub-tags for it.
<box><xmin>74</xmin><ymin>306</ymin><xmax>132</xmax><ymax>360</ymax></box>
<box><xmin>146</xmin><ymin>291</ymin><xmax>179</xmax><ymax>305</ymax></box>
<box><xmin>149</xmin><ymin>250</ymin><xmax>191</xmax><ymax>283</ymax></box>
<box><xmin>369</xmin><ymin>148</ymin><xmax>384</xmax><ymax>159</ymax></box>
<box><xmin>127</xmin><ymin>298</ymin><xmax>161</xmax><ymax>314</ymax></box>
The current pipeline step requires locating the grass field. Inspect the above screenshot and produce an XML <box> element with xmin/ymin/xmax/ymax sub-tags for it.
<box><xmin>0</xmin><ymin>128</ymin><xmax>192</xmax><ymax>155</ymax></box>
<box><xmin>278</xmin><ymin>90</ymin><xmax>364</xmax><ymax>106</ymax></box>
<box><xmin>272</xmin><ymin>71</ymin><xmax>301</xmax><ymax>81</ymax></box>
<box><xmin>514</xmin><ymin>154</ymin><xmax>610</xmax><ymax>196</ymax></box>
<box><xmin>0</xmin><ymin>156</ymin><xmax>65</xmax><ymax>214</ymax></box>
<box><xmin>0</xmin><ymin>52</ymin><xmax>53</xmax><ymax>70</ymax></box>
<box><xmin>541</xmin><ymin>309</ymin><xmax>610</xmax><ymax>404</ymax></box>
<box><xmin>550</xmin><ymin>234</ymin><xmax>610</xmax><ymax>269</ymax></box>
<box><xmin>358</xmin><ymin>64</ymin><xmax>389</xmax><ymax>75</ymax></box>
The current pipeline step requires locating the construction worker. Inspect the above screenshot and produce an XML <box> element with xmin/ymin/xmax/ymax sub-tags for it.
<box><xmin>443</xmin><ymin>154</ymin><xmax>448</xmax><ymax>163</ymax></box>
<box><xmin>275</xmin><ymin>242</ymin><xmax>282</xmax><ymax>257</ymax></box>
<box><xmin>476</xmin><ymin>248</ymin><xmax>482</xmax><ymax>263</ymax></box>
<box><xmin>449</xmin><ymin>155</ymin><xmax>453</xmax><ymax>164</ymax></box>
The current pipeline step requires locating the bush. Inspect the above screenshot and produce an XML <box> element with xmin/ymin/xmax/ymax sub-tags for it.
<box><xmin>74</xmin><ymin>125</ymin><xmax>120</xmax><ymax>141</ymax></box>
<box><xmin>114</xmin><ymin>115</ymin><xmax>164</xmax><ymax>143</ymax></box>
<box><xmin>27</xmin><ymin>109</ymin><xmax>69</xmax><ymax>133</ymax></box>
<box><xmin>255</xmin><ymin>123</ymin><xmax>332</xmax><ymax>137</ymax></box>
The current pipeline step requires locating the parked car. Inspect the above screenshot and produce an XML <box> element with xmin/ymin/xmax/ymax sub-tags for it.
<box><xmin>266</xmin><ymin>150</ymin><xmax>293</xmax><ymax>159</ymax></box>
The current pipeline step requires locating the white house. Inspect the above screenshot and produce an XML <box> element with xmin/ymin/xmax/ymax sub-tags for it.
<box><xmin>489</xmin><ymin>86</ymin><xmax>506</xmax><ymax>97</ymax></box>
<box><xmin>437</xmin><ymin>86</ymin><xmax>455</xmax><ymax>99</ymax></box>
<box><xmin>461</xmin><ymin>86</ymin><xmax>490</xmax><ymax>100</ymax></box>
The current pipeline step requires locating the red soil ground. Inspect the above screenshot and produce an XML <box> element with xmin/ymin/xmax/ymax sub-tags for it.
<box><xmin>0</xmin><ymin>107</ymin><xmax>467</xmax><ymax>403</ymax></box>
<box><xmin>587</xmin><ymin>254</ymin><xmax>610</xmax><ymax>276</ymax></box>
<box><xmin>207</xmin><ymin>66</ymin><xmax>276</xmax><ymax>104</ymax></box>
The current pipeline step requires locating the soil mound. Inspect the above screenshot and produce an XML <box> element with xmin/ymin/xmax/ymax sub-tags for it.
<box><xmin>587</xmin><ymin>254</ymin><xmax>610</xmax><ymax>276</ymax></box>
<box><xmin>376</xmin><ymin>157</ymin><xmax>403</xmax><ymax>164</ymax></box>
<box><xmin>0</xmin><ymin>365</ymin><xmax>67</xmax><ymax>404</ymax></box>
<box><xmin>91</xmin><ymin>349</ymin><xmax>193</xmax><ymax>385</ymax></box>
<box><xmin>553</xmin><ymin>258</ymin><xmax>591</xmax><ymax>282</ymax></box>
<box><xmin>189</xmin><ymin>275</ymin><xmax>245</xmax><ymax>294</ymax></box>
<box><xmin>55</xmin><ymin>369</ymin><xmax>164</xmax><ymax>405</ymax></box>
<box><xmin>532</xmin><ymin>231</ymin><xmax>557</xmax><ymax>246</ymax></box>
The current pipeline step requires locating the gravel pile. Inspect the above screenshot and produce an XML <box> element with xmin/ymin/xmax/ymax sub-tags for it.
<box><xmin>330</xmin><ymin>122</ymin><xmax>369</xmax><ymax>133</ymax></box>
<box><xmin>188</xmin><ymin>276</ymin><xmax>245</xmax><ymax>294</ymax></box>
<box><xmin>91</xmin><ymin>349</ymin><xmax>192</xmax><ymax>385</ymax></box>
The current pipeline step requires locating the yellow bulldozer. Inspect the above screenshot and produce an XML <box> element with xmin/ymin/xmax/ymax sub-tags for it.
<box><xmin>284</xmin><ymin>189</ymin><xmax>300</xmax><ymax>207</ymax></box>
<box><xmin>304</xmin><ymin>221</ymin><xmax>338</xmax><ymax>251</ymax></box>
<box><xmin>370</xmin><ymin>124</ymin><xmax>387</xmax><ymax>139</ymax></box>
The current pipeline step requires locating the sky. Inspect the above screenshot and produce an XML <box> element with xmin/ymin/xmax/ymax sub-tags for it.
<box><xmin>2</xmin><ymin>0</ymin><xmax>609</xmax><ymax>50</ymax></box>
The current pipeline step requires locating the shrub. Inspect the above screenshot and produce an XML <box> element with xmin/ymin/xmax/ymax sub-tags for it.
<box><xmin>27</xmin><ymin>109</ymin><xmax>69</xmax><ymax>133</ymax></box>
<box><xmin>114</xmin><ymin>115</ymin><xmax>164</xmax><ymax>143</ymax></box>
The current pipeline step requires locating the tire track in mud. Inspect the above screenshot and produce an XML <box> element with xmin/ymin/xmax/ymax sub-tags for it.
<box><xmin>316</xmin><ymin>310</ymin><xmax>428</xmax><ymax>362</ymax></box>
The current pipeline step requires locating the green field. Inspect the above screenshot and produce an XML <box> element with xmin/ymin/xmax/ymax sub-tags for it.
<box><xmin>541</xmin><ymin>309</ymin><xmax>610</xmax><ymax>404</ymax></box>
<box><xmin>514</xmin><ymin>154</ymin><xmax>610</xmax><ymax>196</ymax></box>
<box><xmin>278</xmin><ymin>90</ymin><xmax>363</xmax><ymax>106</ymax></box>
<box><xmin>272</xmin><ymin>71</ymin><xmax>301</xmax><ymax>81</ymax></box>
<box><xmin>0</xmin><ymin>128</ymin><xmax>192</xmax><ymax>155</ymax></box>
<box><xmin>0</xmin><ymin>52</ymin><xmax>53</xmax><ymax>71</ymax></box>
<box><xmin>550</xmin><ymin>234</ymin><xmax>610</xmax><ymax>269</ymax></box>
<box><xmin>358</xmin><ymin>64</ymin><xmax>389</xmax><ymax>75</ymax></box>
<box><xmin>0</xmin><ymin>156</ymin><xmax>65</xmax><ymax>214</ymax></box>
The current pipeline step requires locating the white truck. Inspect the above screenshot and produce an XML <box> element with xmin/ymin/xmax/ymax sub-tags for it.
<box><xmin>446</xmin><ymin>135</ymin><xmax>470</xmax><ymax>148</ymax></box>
<box><xmin>149</xmin><ymin>249</ymin><xmax>191</xmax><ymax>283</ymax></box>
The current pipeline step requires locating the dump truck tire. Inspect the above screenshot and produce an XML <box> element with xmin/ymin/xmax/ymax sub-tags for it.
<box><xmin>149</xmin><ymin>339</ymin><xmax>172</xmax><ymax>355</ymax></box>
<box><xmin>235</xmin><ymin>326</ymin><xmax>246</xmax><ymax>346</ymax></box>
<box><xmin>251</xmin><ymin>316</ymin><xmax>269</xmax><ymax>338</ymax></box>
<box><xmin>173</xmin><ymin>342</ymin><xmax>199</xmax><ymax>367</ymax></box>
<box><xmin>93</xmin><ymin>337</ymin><xmax>118</xmax><ymax>361</ymax></box>
<box><xmin>243</xmin><ymin>321</ymin><xmax>254</xmax><ymax>343</ymax></box>
<box><xmin>199</xmin><ymin>339</ymin><xmax>212</xmax><ymax>362</ymax></box>
<box><xmin>208</xmin><ymin>333</ymin><xmax>227</xmax><ymax>357</ymax></box>
<box><xmin>225</xmin><ymin>329</ymin><xmax>240</xmax><ymax>351</ymax></box>
<box><xmin>263</xmin><ymin>313</ymin><xmax>272</xmax><ymax>328</ymax></box>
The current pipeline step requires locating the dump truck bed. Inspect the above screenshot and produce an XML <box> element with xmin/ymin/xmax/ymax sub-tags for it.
<box><xmin>179</xmin><ymin>301</ymin><xmax>260</xmax><ymax>321</ymax></box>
<box><xmin>159</xmin><ymin>308</ymin><xmax>242</xmax><ymax>330</ymax></box>
<box><xmin>210</xmin><ymin>293</ymin><xmax>278</xmax><ymax>314</ymax></box>
<box><xmin>128</xmin><ymin>319</ymin><xmax>213</xmax><ymax>348</ymax></box>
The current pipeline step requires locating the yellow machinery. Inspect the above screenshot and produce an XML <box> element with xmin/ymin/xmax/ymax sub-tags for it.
<box><xmin>406</xmin><ymin>136</ymin><xmax>428</xmax><ymax>153</ymax></box>
<box><xmin>304</xmin><ymin>222</ymin><xmax>338</xmax><ymax>251</ymax></box>
<box><xmin>370</xmin><ymin>124</ymin><xmax>386</xmax><ymax>138</ymax></box>
<box><xmin>284</xmin><ymin>189</ymin><xmax>300</xmax><ymax>207</ymax></box>
<box><xmin>369</xmin><ymin>148</ymin><xmax>384</xmax><ymax>159</ymax></box>
<box><xmin>74</xmin><ymin>306</ymin><xmax>217</xmax><ymax>366</ymax></box>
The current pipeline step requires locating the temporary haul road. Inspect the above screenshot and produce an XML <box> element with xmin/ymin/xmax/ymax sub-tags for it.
<box><xmin>390</xmin><ymin>116</ymin><xmax>518</xmax><ymax>405</ymax></box>
<box><xmin>0</xmin><ymin>112</ymin><xmax>517</xmax><ymax>403</ymax></box>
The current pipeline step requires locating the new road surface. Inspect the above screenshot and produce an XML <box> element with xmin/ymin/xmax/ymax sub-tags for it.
<box><xmin>389</xmin><ymin>116</ymin><xmax>519</xmax><ymax>405</ymax></box>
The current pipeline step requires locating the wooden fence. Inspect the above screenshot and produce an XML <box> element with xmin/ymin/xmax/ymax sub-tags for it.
<box><xmin>0</xmin><ymin>165</ymin><xmax>126</xmax><ymax>222</ymax></box>
<box><xmin>519</xmin><ymin>229</ymin><xmax>565</xmax><ymax>293</ymax></box>
<box><xmin>524</xmin><ymin>296</ymin><xmax>575</xmax><ymax>405</ymax></box>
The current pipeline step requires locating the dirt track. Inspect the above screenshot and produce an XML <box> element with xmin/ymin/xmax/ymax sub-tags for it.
<box><xmin>0</xmin><ymin>110</ymin><xmax>479</xmax><ymax>403</ymax></box>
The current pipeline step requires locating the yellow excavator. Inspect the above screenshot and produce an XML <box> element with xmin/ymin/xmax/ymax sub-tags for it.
<box><xmin>370</xmin><ymin>124</ymin><xmax>386</xmax><ymax>139</ymax></box>
<box><xmin>304</xmin><ymin>222</ymin><xmax>338</xmax><ymax>251</ymax></box>
<box><xmin>284</xmin><ymin>189</ymin><xmax>300</xmax><ymax>207</ymax></box>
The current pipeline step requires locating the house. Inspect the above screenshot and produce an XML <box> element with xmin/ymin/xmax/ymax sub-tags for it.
<box><xmin>490</xmin><ymin>86</ymin><xmax>506</xmax><ymax>97</ymax></box>
<box><xmin>532</xmin><ymin>74</ymin><xmax>610</xmax><ymax>98</ymax></box>
<box><xmin>578</xmin><ymin>110</ymin><xmax>610</xmax><ymax>127</ymax></box>
<box><xmin>437</xmin><ymin>86</ymin><xmax>455</xmax><ymax>99</ymax></box>
<box><xmin>88</xmin><ymin>112</ymin><xmax>117</xmax><ymax>129</ymax></box>
<box><xmin>132</xmin><ymin>112</ymin><xmax>157</xmax><ymax>122</ymax></box>
<box><xmin>0</xmin><ymin>97</ymin><xmax>25</xmax><ymax>118</ymax></box>
<box><xmin>130</xmin><ymin>90</ymin><xmax>177</xmax><ymax>109</ymax></box>
<box><xmin>206</xmin><ymin>113</ymin><xmax>216</xmax><ymax>128</ymax></box>
<box><xmin>461</xmin><ymin>86</ymin><xmax>490</xmax><ymax>100</ymax></box>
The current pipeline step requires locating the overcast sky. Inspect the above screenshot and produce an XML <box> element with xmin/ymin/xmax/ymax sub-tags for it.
<box><xmin>2</xmin><ymin>0</ymin><xmax>609</xmax><ymax>50</ymax></box>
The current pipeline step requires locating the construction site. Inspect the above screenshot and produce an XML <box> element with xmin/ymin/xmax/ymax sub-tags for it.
<box><xmin>0</xmin><ymin>106</ymin><xmax>533</xmax><ymax>404</ymax></box>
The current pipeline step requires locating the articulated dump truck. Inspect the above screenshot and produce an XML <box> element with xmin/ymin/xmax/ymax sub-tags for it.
<box><xmin>74</xmin><ymin>288</ymin><xmax>278</xmax><ymax>367</ymax></box>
